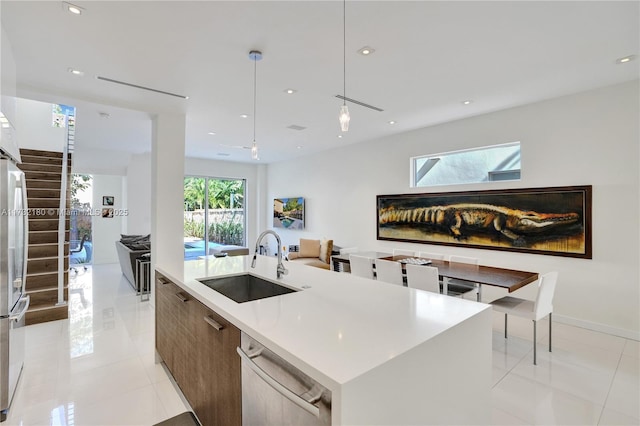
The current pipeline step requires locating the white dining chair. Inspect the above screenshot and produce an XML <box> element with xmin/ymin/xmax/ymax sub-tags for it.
<box><xmin>349</xmin><ymin>254</ymin><xmax>375</xmax><ymax>279</ymax></box>
<box><xmin>490</xmin><ymin>271</ymin><xmax>558</xmax><ymax>365</ymax></box>
<box><xmin>374</xmin><ymin>258</ymin><xmax>404</xmax><ymax>286</ymax></box>
<box><xmin>333</xmin><ymin>247</ymin><xmax>359</xmax><ymax>272</ymax></box>
<box><xmin>393</xmin><ymin>248</ymin><xmax>416</xmax><ymax>257</ymax></box>
<box><xmin>339</xmin><ymin>247</ymin><xmax>359</xmax><ymax>255</ymax></box>
<box><xmin>418</xmin><ymin>251</ymin><xmax>445</xmax><ymax>261</ymax></box>
<box><xmin>405</xmin><ymin>264</ymin><xmax>440</xmax><ymax>293</ymax></box>
<box><xmin>446</xmin><ymin>255</ymin><xmax>480</xmax><ymax>300</ymax></box>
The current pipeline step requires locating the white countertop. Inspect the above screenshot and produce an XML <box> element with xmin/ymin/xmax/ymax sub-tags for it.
<box><xmin>156</xmin><ymin>255</ymin><xmax>490</xmax><ymax>390</ymax></box>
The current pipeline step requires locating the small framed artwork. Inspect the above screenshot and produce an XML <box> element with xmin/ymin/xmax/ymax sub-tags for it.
<box><xmin>102</xmin><ymin>196</ymin><xmax>114</xmax><ymax>206</ymax></box>
<box><xmin>101</xmin><ymin>208</ymin><xmax>114</xmax><ymax>218</ymax></box>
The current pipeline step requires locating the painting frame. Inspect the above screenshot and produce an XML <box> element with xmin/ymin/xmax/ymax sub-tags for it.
<box><xmin>102</xmin><ymin>196</ymin><xmax>114</xmax><ymax>206</ymax></box>
<box><xmin>273</xmin><ymin>197</ymin><xmax>305</xmax><ymax>230</ymax></box>
<box><xmin>101</xmin><ymin>208</ymin><xmax>114</xmax><ymax>218</ymax></box>
<box><xmin>377</xmin><ymin>185</ymin><xmax>592</xmax><ymax>259</ymax></box>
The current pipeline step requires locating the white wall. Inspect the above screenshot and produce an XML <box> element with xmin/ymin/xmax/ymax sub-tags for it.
<box><xmin>91</xmin><ymin>174</ymin><xmax>126</xmax><ymax>264</ymax></box>
<box><xmin>266</xmin><ymin>81</ymin><xmax>640</xmax><ymax>338</ymax></box>
<box><xmin>1</xmin><ymin>24</ymin><xmax>17</xmax><ymax>126</ymax></box>
<box><xmin>185</xmin><ymin>157</ymin><xmax>264</xmax><ymax>250</ymax></box>
<box><xmin>126</xmin><ymin>152</ymin><xmax>152</xmax><ymax>235</ymax></box>
<box><xmin>0</xmin><ymin>24</ymin><xmax>20</xmax><ymax>162</ymax></box>
<box><xmin>151</xmin><ymin>114</ymin><xmax>186</xmax><ymax>280</ymax></box>
<box><xmin>72</xmin><ymin>146</ymin><xmax>131</xmax><ymax>175</ymax></box>
<box><xmin>15</xmin><ymin>97</ymin><xmax>66</xmax><ymax>152</ymax></box>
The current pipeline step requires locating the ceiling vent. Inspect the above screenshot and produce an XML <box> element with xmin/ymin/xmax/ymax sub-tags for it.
<box><xmin>96</xmin><ymin>76</ymin><xmax>189</xmax><ymax>99</ymax></box>
<box><xmin>335</xmin><ymin>95</ymin><xmax>383</xmax><ymax>112</ymax></box>
<box><xmin>287</xmin><ymin>125</ymin><xmax>307</xmax><ymax>131</ymax></box>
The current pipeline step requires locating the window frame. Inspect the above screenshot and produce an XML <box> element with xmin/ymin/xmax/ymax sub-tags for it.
<box><xmin>410</xmin><ymin>141</ymin><xmax>521</xmax><ymax>187</ymax></box>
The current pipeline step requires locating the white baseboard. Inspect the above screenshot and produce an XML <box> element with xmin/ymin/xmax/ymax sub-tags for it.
<box><xmin>553</xmin><ymin>314</ymin><xmax>640</xmax><ymax>341</ymax></box>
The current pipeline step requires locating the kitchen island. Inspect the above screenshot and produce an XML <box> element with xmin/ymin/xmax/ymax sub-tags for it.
<box><xmin>156</xmin><ymin>255</ymin><xmax>492</xmax><ymax>425</ymax></box>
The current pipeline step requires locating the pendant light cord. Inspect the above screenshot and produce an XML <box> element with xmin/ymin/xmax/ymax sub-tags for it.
<box><xmin>343</xmin><ymin>0</ymin><xmax>346</xmax><ymax>106</ymax></box>
<box><xmin>253</xmin><ymin>57</ymin><xmax>257</xmax><ymax>143</ymax></box>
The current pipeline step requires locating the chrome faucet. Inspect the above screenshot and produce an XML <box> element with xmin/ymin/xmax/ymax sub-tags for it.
<box><xmin>251</xmin><ymin>230</ymin><xmax>288</xmax><ymax>278</ymax></box>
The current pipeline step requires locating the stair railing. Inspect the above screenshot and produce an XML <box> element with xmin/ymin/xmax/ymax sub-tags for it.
<box><xmin>56</xmin><ymin>113</ymin><xmax>75</xmax><ymax>307</ymax></box>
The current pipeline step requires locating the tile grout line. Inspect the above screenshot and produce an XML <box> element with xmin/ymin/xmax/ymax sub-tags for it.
<box><xmin>595</xmin><ymin>339</ymin><xmax>627</xmax><ymax>425</ymax></box>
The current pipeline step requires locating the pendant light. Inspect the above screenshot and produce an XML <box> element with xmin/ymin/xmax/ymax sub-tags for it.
<box><xmin>249</xmin><ymin>50</ymin><xmax>262</xmax><ymax>160</ymax></box>
<box><xmin>339</xmin><ymin>0</ymin><xmax>350</xmax><ymax>132</ymax></box>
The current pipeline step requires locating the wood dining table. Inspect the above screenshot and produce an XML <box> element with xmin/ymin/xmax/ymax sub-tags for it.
<box><xmin>377</xmin><ymin>255</ymin><xmax>539</xmax><ymax>301</ymax></box>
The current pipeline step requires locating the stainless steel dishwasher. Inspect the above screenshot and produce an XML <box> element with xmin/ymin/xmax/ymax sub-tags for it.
<box><xmin>237</xmin><ymin>332</ymin><xmax>332</xmax><ymax>426</ymax></box>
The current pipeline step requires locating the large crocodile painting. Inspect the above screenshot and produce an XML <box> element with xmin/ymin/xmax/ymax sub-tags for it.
<box><xmin>377</xmin><ymin>186</ymin><xmax>592</xmax><ymax>258</ymax></box>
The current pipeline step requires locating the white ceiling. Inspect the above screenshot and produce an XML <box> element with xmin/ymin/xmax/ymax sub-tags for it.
<box><xmin>2</xmin><ymin>1</ymin><xmax>638</xmax><ymax>164</ymax></box>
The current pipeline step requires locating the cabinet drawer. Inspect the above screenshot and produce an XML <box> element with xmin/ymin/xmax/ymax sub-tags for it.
<box><xmin>192</xmin><ymin>299</ymin><xmax>242</xmax><ymax>426</ymax></box>
<box><xmin>154</xmin><ymin>271</ymin><xmax>241</xmax><ymax>426</ymax></box>
<box><xmin>155</xmin><ymin>272</ymin><xmax>197</xmax><ymax>392</ymax></box>
<box><xmin>156</xmin><ymin>273</ymin><xmax>194</xmax><ymax>328</ymax></box>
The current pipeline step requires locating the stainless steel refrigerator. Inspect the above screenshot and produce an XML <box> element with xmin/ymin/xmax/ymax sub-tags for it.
<box><xmin>0</xmin><ymin>152</ymin><xmax>29</xmax><ymax>422</ymax></box>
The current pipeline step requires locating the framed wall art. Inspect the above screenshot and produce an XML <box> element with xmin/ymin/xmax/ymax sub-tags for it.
<box><xmin>101</xmin><ymin>208</ymin><xmax>114</xmax><ymax>218</ymax></box>
<box><xmin>377</xmin><ymin>185</ymin><xmax>592</xmax><ymax>258</ymax></box>
<box><xmin>273</xmin><ymin>197</ymin><xmax>305</xmax><ymax>229</ymax></box>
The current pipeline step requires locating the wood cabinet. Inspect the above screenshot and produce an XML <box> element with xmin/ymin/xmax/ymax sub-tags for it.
<box><xmin>155</xmin><ymin>272</ymin><xmax>241</xmax><ymax>426</ymax></box>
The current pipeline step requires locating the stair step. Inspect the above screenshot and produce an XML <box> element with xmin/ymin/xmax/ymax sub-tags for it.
<box><xmin>29</xmin><ymin>231</ymin><xmax>69</xmax><ymax>244</ymax></box>
<box><xmin>24</xmin><ymin>171</ymin><xmax>63</xmax><ymax>181</ymax></box>
<box><xmin>28</xmin><ymin>209</ymin><xmax>71</xmax><ymax>220</ymax></box>
<box><xmin>25</xmin><ymin>305</ymin><xmax>68</xmax><ymax>325</ymax></box>
<box><xmin>20</xmin><ymin>149</ymin><xmax>63</xmax><ymax>159</ymax></box>
<box><xmin>27</xmin><ymin>287</ymin><xmax>69</xmax><ymax>309</ymax></box>
<box><xmin>26</xmin><ymin>179</ymin><xmax>63</xmax><ymax>190</ymax></box>
<box><xmin>18</xmin><ymin>163</ymin><xmax>65</xmax><ymax>173</ymax></box>
<box><xmin>29</xmin><ymin>243</ymin><xmax>69</xmax><ymax>259</ymax></box>
<box><xmin>26</xmin><ymin>189</ymin><xmax>61</xmax><ymax>198</ymax></box>
<box><xmin>19</xmin><ymin>155</ymin><xmax>63</xmax><ymax>166</ymax></box>
<box><xmin>26</xmin><ymin>257</ymin><xmax>69</xmax><ymax>275</ymax></box>
<box><xmin>25</xmin><ymin>272</ymin><xmax>68</xmax><ymax>291</ymax></box>
<box><xmin>28</xmin><ymin>219</ymin><xmax>69</xmax><ymax>230</ymax></box>
<box><xmin>27</xmin><ymin>199</ymin><xmax>63</xmax><ymax>209</ymax></box>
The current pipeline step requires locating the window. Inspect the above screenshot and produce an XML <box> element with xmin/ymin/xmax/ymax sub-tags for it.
<box><xmin>183</xmin><ymin>177</ymin><xmax>246</xmax><ymax>260</ymax></box>
<box><xmin>411</xmin><ymin>142</ymin><xmax>521</xmax><ymax>187</ymax></box>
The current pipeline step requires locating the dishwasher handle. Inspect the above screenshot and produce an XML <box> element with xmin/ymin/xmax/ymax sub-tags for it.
<box><xmin>237</xmin><ymin>346</ymin><xmax>320</xmax><ymax>418</ymax></box>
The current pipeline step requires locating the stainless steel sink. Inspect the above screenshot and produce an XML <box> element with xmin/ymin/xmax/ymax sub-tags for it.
<box><xmin>198</xmin><ymin>274</ymin><xmax>297</xmax><ymax>303</ymax></box>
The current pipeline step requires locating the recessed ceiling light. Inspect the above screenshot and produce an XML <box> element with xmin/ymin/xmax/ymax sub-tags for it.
<box><xmin>388</xmin><ymin>120</ymin><xmax>396</xmax><ymax>125</ymax></box>
<box><xmin>296</xmin><ymin>146</ymin><xmax>303</xmax><ymax>149</ymax></box>
<box><xmin>462</xmin><ymin>100</ymin><xmax>473</xmax><ymax>105</ymax></box>
<box><xmin>207</xmin><ymin>132</ymin><xmax>216</xmax><ymax>135</ymax></box>
<box><xmin>67</xmin><ymin>67</ymin><xmax>84</xmax><ymax>76</ymax></box>
<box><xmin>63</xmin><ymin>2</ymin><xmax>83</xmax><ymax>15</ymax></box>
<box><xmin>337</xmin><ymin>135</ymin><xmax>343</xmax><ymax>139</ymax></box>
<box><xmin>284</xmin><ymin>89</ymin><xmax>297</xmax><ymax>94</ymax></box>
<box><xmin>240</xmin><ymin>114</ymin><xmax>248</xmax><ymax>118</ymax></box>
<box><xmin>358</xmin><ymin>46</ymin><xmax>375</xmax><ymax>56</ymax></box>
<box><xmin>616</xmin><ymin>55</ymin><xmax>636</xmax><ymax>64</ymax></box>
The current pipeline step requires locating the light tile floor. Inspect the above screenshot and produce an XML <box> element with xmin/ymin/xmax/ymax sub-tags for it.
<box><xmin>5</xmin><ymin>264</ymin><xmax>640</xmax><ymax>425</ymax></box>
<box><xmin>5</xmin><ymin>264</ymin><xmax>188</xmax><ymax>426</ymax></box>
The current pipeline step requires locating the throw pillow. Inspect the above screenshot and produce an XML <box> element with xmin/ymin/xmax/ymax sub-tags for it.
<box><xmin>299</xmin><ymin>239</ymin><xmax>320</xmax><ymax>258</ymax></box>
<box><xmin>319</xmin><ymin>239</ymin><xmax>334</xmax><ymax>264</ymax></box>
<box><xmin>120</xmin><ymin>234</ymin><xmax>150</xmax><ymax>244</ymax></box>
<box><xmin>128</xmin><ymin>242</ymin><xmax>151</xmax><ymax>251</ymax></box>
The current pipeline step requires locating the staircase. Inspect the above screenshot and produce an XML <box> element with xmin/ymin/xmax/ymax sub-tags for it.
<box><xmin>18</xmin><ymin>148</ymin><xmax>71</xmax><ymax>325</ymax></box>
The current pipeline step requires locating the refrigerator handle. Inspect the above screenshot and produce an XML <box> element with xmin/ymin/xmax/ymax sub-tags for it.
<box><xmin>9</xmin><ymin>296</ymin><xmax>30</xmax><ymax>322</ymax></box>
<box><xmin>19</xmin><ymin>171</ymin><xmax>28</xmax><ymax>293</ymax></box>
